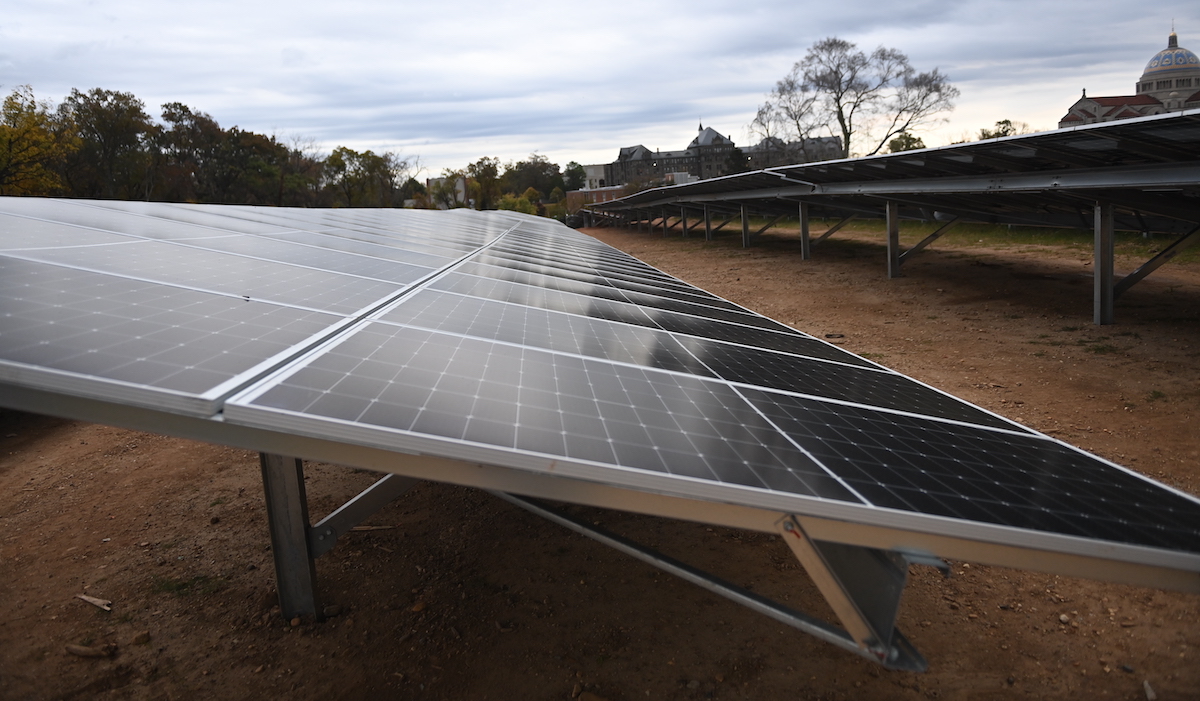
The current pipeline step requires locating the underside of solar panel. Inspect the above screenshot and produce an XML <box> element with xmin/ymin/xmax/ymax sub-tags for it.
<box><xmin>2</xmin><ymin>197</ymin><xmax>1198</xmax><ymax>668</ymax></box>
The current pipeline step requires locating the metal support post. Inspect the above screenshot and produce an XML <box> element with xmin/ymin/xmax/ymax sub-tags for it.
<box><xmin>1094</xmin><ymin>201</ymin><xmax>1115</xmax><ymax>325</ymax></box>
<box><xmin>741</xmin><ymin>205</ymin><xmax>751</xmax><ymax>248</ymax></box>
<box><xmin>681</xmin><ymin>207</ymin><xmax>689</xmax><ymax>238</ymax></box>
<box><xmin>799</xmin><ymin>202</ymin><xmax>811</xmax><ymax>260</ymax></box>
<box><xmin>260</xmin><ymin>453</ymin><xmax>320</xmax><ymax>620</ymax></box>
<box><xmin>661</xmin><ymin>207</ymin><xmax>669</xmax><ymax>236</ymax></box>
<box><xmin>704</xmin><ymin>205</ymin><xmax>713</xmax><ymax>241</ymax></box>
<box><xmin>886</xmin><ymin>201</ymin><xmax>902</xmax><ymax>279</ymax></box>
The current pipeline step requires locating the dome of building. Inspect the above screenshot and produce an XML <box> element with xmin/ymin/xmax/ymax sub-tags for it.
<box><xmin>1141</xmin><ymin>32</ymin><xmax>1200</xmax><ymax>77</ymax></box>
<box><xmin>1135</xmin><ymin>32</ymin><xmax>1200</xmax><ymax>107</ymax></box>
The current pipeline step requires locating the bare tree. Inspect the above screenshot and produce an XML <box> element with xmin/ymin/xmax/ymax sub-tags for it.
<box><xmin>750</xmin><ymin>69</ymin><xmax>827</xmax><ymax>164</ymax></box>
<box><xmin>762</xmin><ymin>37</ymin><xmax>959</xmax><ymax>158</ymax></box>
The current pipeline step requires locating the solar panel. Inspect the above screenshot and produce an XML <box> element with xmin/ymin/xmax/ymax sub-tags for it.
<box><xmin>5</xmin><ymin>198</ymin><xmax>1197</xmax><ymax>547</ymax></box>
<box><xmin>2</xmin><ymin>198</ymin><xmax>1198</xmax><ymax>667</ymax></box>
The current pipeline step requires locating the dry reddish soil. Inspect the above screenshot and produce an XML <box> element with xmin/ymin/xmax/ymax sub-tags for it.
<box><xmin>1</xmin><ymin>224</ymin><xmax>1198</xmax><ymax>701</ymax></box>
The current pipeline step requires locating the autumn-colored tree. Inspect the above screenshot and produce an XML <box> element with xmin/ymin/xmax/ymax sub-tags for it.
<box><xmin>0</xmin><ymin>85</ymin><xmax>78</xmax><ymax>196</ymax></box>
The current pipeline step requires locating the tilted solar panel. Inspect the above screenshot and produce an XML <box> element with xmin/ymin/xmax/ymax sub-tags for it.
<box><xmin>2</xmin><ymin>199</ymin><xmax>1198</xmax><ymax>644</ymax></box>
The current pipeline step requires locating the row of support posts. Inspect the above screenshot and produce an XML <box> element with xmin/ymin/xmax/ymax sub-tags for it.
<box><xmin>618</xmin><ymin>198</ymin><xmax>1192</xmax><ymax>326</ymax></box>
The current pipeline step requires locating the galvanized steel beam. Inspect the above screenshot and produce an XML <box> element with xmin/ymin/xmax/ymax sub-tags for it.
<box><xmin>1095</xmin><ymin>201</ymin><xmax>1115</xmax><ymax>325</ymax></box>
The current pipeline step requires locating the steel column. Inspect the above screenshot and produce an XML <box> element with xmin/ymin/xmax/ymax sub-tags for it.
<box><xmin>799</xmin><ymin>202</ymin><xmax>811</xmax><ymax>260</ymax></box>
<box><xmin>704</xmin><ymin>205</ymin><xmax>713</xmax><ymax>241</ymax></box>
<box><xmin>1094</xmin><ymin>201</ymin><xmax>1115</xmax><ymax>325</ymax></box>
<box><xmin>741</xmin><ymin>205</ymin><xmax>751</xmax><ymax>248</ymax></box>
<box><xmin>681</xmin><ymin>207</ymin><xmax>689</xmax><ymax>238</ymax></box>
<box><xmin>886</xmin><ymin>201</ymin><xmax>902</xmax><ymax>279</ymax></box>
<box><xmin>260</xmin><ymin>453</ymin><xmax>320</xmax><ymax>620</ymax></box>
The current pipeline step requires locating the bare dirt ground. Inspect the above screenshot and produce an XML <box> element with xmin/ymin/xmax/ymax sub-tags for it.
<box><xmin>1</xmin><ymin>223</ymin><xmax>1198</xmax><ymax>701</ymax></box>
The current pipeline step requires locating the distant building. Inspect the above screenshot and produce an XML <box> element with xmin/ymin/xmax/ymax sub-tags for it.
<box><xmin>742</xmin><ymin>136</ymin><xmax>843</xmax><ymax>169</ymax></box>
<box><xmin>600</xmin><ymin>124</ymin><xmax>841</xmax><ymax>187</ymax></box>
<box><xmin>583</xmin><ymin>164</ymin><xmax>607</xmax><ymax>189</ymax></box>
<box><xmin>425</xmin><ymin>174</ymin><xmax>468</xmax><ymax>209</ymax></box>
<box><xmin>565</xmin><ymin>184</ymin><xmax>627</xmax><ymax>213</ymax></box>
<box><xmin>1059</xmin><ymin>30</ymin><xmax>1200</xmax><ymax>127</ymax></box>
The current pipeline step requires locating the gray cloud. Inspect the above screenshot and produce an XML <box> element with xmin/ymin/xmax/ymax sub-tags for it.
<box><xmin>1</xmin><ymin>0</ymin><xmax>1194</xmax><ymax>172</ymax></box>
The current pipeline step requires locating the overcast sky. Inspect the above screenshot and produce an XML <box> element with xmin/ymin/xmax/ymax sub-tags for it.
<box><xmin>2</xmin><ymin>1</ymin><xmax>1196</xmax><ymax>176</ymax></box>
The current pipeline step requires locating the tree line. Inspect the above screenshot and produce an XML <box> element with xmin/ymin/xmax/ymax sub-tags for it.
<box><xmin>0</xmin><ymin>85</ymin><xmax>420</xmax><ymax>207</ymax></box>
<box><xmin>1</xmin><ymin>84</ymin><xmax>591</xmax><ymax>217</ymax></box>
<box><xmin>424</xmin><ymin>154</ymin><xmax>586</xmax><ymax>217</ymax></box>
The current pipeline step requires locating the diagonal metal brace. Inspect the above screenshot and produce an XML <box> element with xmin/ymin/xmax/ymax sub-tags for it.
<box><xmin>778</xmin><ymin>515</ymin><xmax>927</xmax><ymax>668</ymax></box>
<box><xmin>309</xmin><ymin>473</ymin><xmax>420</xmax><ymax>557</ymax></box>
<box><xmin>494</xmin><ymin>492</ymin><xmax>927</xmax><ymax>671</ymax></box>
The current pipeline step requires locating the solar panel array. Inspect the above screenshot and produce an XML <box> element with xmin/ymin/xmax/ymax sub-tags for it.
<box><xmin>3</xmin><ymin>198</ymin><xmax>1200</xmax><ymax>563</ymax></box>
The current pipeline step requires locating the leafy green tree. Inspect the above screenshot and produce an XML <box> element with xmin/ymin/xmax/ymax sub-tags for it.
<box><xmin>400</xmin><ymin>176</ymin><xmax>426</xmax><ymax>199</ymax></box>
<box><xmin>497</xmin><ymin>193</ymin><xmax>537</xmax><ymax>215</ymax></box>
<box><xmin>155</xmin><ymin>102</ymin><xmax>224</xmax><ymax>201</ymax></box>
<box><xmin>466</xmin><ymin>156</ymin><xmax>501</xmax><ymax>209</ymax></box>
<box><xmin>58</xmin><ymin>88</ymin><xmax>156</xmax><ymax>199</ymax></box>
<box><xmin>887</xmin><ymin>132</ymin><xmax>925</xmax><ymax>152</ymax></box>
<box><xmin>323</xmin><ymin>146</ymin><xmax>413</xmax><ymax>207</ymax></box>
<box><xmin>278</xmin><ymin>135</ymin><xmax>325</xmax><ymax>207</ymax></box>
<box><xmin>0</xmin><ymin>85</ymin><xmax>77</xmax><ymax>195</ymax></box>
<box><xmin>563</xmin><ymin>161</ymin><xmax>585</xmax><ymax>191</ymax></box>
<box><xmin>978</xmin><ymin>119</ymin><xmax>1033</xmax><ymax>140</ymax></box>
<box><xmin>502</xmin><ymin>154</ymin><xmax>563</xmax><ymax>197</ymax></box>
<box><xmin>323</xmin><ymin>146</ymin><xmax>362</xmax><ymax>206</ymax></box>
<box><xmin>548</xmin><ymin>186</ymin><xmax>565</xmax><ymax>203</ymax></box>
<box><xmin>210</xmin><ymin>128</ymin><xmax>289</xmax><ymax>204</ymax></box>
<box><xmin>429</xmin><ymin>169</ymin><xmax>466</xmax><ymax>209</ymax></box>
